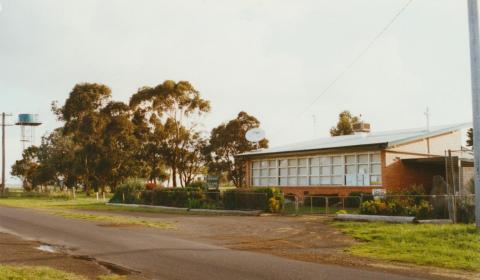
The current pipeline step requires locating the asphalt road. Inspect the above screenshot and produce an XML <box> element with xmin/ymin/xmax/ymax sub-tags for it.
<box><xmin>0</xmin><ymin>206</ymin><xmax>427</xmax><ymax>280</ymax></box>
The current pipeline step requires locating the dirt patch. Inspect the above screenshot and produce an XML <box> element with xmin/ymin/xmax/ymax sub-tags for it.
<box><xmin>0</xmin><ymin>232</ymin><xmax>145</xmax><ymax>280</ymax></box>
<box><xmin>83</xmin><ymin>210</ymin><xmax>478</xmax><ymax>280</ymax></box>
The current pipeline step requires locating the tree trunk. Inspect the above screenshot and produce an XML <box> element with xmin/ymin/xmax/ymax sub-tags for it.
<box><xmin>172</xmin><ymin>166</ymin><xmax>177</xmax><ymax>188</ymax></box>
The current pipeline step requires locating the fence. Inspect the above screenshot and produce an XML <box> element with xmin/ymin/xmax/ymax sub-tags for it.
<box><xmin>282</xmin><ymin>194</ymin><xmax>475</xmax><ymax>223</ymax></box>
<box><xmin>116</xmin><ymin>190</ymin><xmax>271</xmax><ymax>211</ymax></box>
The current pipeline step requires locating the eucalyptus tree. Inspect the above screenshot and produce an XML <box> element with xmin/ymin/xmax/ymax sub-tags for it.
<box><xmin>206</xmin><ymin>111</ymin><xmax>268</xmax><ymax>187</ymax></box>
<box><xmin>330</xmin><ymin>110</ymin><xmax>361</xmax><ymax>136</ymax></box>
<box><xmin>130</xmin><ymin>80</ymin><xmax>210</xmax><ymax>187</ymax></box>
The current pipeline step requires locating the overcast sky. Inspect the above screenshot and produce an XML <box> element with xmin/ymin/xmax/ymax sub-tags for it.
<box><xmin>0</xmin><ymin>0</ymin><xmax>474</xmax><ymax>183</ymax></box>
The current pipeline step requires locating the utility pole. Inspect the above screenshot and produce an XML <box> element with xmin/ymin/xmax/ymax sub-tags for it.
<box><xmin>467</xmin><ymin>0</ymin><xmax>480</xmax><ymax>229</ymax></box>
<box><xmin>1</xmin><ymin>113</ymin><xmax>4</xmax><ymax>196</ymax></box>
<box><xmin>0</xmin><ymin>113</ymin><xmax>12</xmax><ymax>197</ymax></box>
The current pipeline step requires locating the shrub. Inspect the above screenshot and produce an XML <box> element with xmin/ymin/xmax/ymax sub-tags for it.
<box><xmin>456</xmin><ymin>200</ymin><xmax>475</xmax><ymax>223</ymax></box>
<box><xmin>110</xmin><ymin>179</ymin><xmax>145</xmax><ymax>204</ymax></box>
<box><xmin>223</xmin><ymin>188</ymin><xmax>282</xmax><ymax>211</ymax></box>
<box><xmin>345</xmin><ymin>192</ymin><xmax>373</xmax><ymax>208</ymax></box>
<box><xmin>186</xmin><ymin>181</ymin><xmax>207</xmax><ymax>190</ymax></box>
<box><xmin>360</xmin><ymin>198</ymin><xmax>434</xmax><ymax>219</ymax></box>
<box><xmin>336</xmin><ymin>209</ymin><xmax>348</xmax><ymax>214</ymax></box>
<box><xmin>145</xmin><ymin>183</ymin><xmax>157</xmax><ymax>190</ymax></box>
<box><xmin>268</xmin><ymin>197</ymin><xmax>281</xmax><ymax>213</ymax></box>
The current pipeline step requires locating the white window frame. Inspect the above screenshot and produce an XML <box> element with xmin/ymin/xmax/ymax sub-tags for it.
<box><xmin>251</xmin><ymin>152</ymin><xmax>382</xmax><ymax>187</ymax></box>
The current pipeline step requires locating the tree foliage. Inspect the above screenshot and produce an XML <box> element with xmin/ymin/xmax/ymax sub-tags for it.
<box><xmin>330</xmin><ymin>110</ymin><xmax>361</xmax><ymax>136</ymax></box>
<box><xmin>205</xmin><ymin>111</ymin><xmax>268</xmax><ymax>187</ymax></box>
<box><xmin>130</xmin><ymin>80</ymin><xmax>210</xmax><ymax>187</ymax></box>
<box><xmin>12</xmin><ymin>80</ymin><xmax>265</xmax><ymax>192</ymax></box>
<box><xmin>467</xmin><ymin>128</ymin><xmax>473</xmax><ymax>147</ymax></box>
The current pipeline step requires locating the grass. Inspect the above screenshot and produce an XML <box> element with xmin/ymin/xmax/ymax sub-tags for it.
<box><xmin>53</xmin><ymin>211</ymin><xmax>174</xmax><ymax>229</ymax></box>
<box><xmin>0</xmin><ymin>265</ymin><xmax>86</xmax><ymax>280</ymax></box>
<box><xmin>0</xmin><ymin>195</ymin><xmax>175</xmax><ymax>229</ymax></box>
<box><xmin>0</xmin><ymin>195</ymin><xmax>167</xmax><ymax>213</ymax></box>
<box><xmin>0</xmin><ymin>265</ymin><xmax>128</xmax><ymax>280</ymax></box>
<box><xmin>332</xmin><ymin>221</ymin><xmax>480</xmax><ymax>271</ymax></box>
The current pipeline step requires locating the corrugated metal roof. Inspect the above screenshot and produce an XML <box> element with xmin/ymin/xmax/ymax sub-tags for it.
<box><xmin>237</xmin><ymin>122</ymin><xmax>471</xmax><ymax>157</ymax></box>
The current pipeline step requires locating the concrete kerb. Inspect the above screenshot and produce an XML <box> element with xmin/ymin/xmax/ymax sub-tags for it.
<box><xmin>335</xmin><ymin>213</ymin><xmax>415</xmax><ymax>223</ymax></box>
<box><xmin>106</xmin><ymin>203</ymin><xmax>262</xmax><ymax>216</ymax></box>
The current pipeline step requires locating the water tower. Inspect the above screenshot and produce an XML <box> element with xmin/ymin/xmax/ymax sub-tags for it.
<box><xmin>15</xmin><ymin>114</ymin><xmax>42</xmax><ymax>149</ymax></box>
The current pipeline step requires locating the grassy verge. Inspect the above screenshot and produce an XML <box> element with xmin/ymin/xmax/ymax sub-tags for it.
<box><xmin>332</xmin><ymin>221</ymin><xmax>480</xmax><ymax>271</ymax></box>
<box><xmin>0</xmin><ymin>196</ymin><xmax>176</xmax><ymax>229</ymax></box>
<box><xmin>0</xmin><ymin>195</ymin><xmax>170</xmax><ymax>213</ymax></box>
<box><xmin>0</xmin><ymin>195</ymin><xmax>245</xmax><ymax>216</ymax></box>
<box><xmin>0</xmin><ymin>265</ymin><xmax>128</xmax><ymax>280</ymax></box>
<box><xmin>0</xmin><ymin>265</ymin><xmax>86</xmax><ymax>280</ymax></box>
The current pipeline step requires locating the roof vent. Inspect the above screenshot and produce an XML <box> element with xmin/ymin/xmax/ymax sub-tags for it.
<box><xmin>353</xmin><ymin>122</ymin><xmax>371</xmax><ymax>134</ymax></box>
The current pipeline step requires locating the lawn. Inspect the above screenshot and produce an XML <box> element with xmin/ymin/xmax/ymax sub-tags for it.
<box><xmin>332</xmin><ymin>221</ymin><xmax>480</xmax><ymax>271</ymax></box>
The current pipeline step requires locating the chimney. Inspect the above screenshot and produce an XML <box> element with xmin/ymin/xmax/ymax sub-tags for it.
<box><xmin>353</xmin><ymin>122</ymin><xmax>371</xmax><ymax>134</ymax></box>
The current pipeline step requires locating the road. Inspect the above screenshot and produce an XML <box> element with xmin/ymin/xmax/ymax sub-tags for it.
<box><xmin>0</xmin><ymin>206</ymin><xmax>427</xmax><ymax>280</ymax></box>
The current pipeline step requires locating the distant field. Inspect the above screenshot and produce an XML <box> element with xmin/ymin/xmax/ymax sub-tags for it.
<box><xmin>333</xmin><ymin>221</ymin><xmax>480</xmax><ymax>271</ymax></box>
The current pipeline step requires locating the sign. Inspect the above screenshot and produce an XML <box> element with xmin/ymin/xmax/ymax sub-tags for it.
<box><xmin>372</xmin><ymin>188</ymin><xmax>386</xmax><ymax>199</ymax></box>
<box><xmin>206</xmin><ymin>175</ymin><xmax>220</xmax><ymax>190</ymax></box>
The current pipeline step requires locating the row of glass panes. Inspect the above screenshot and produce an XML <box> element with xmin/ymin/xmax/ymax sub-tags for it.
<box><xmin>252</xmin><ymin>153</ymin><xmax>381</xmax><ymax>186</ymax></box>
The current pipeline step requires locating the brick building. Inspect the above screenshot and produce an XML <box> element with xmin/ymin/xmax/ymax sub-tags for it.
<box><xmin>236</xmin><ymin>123</ymin><xmax>473</xmax><ymax>198</ymax></box>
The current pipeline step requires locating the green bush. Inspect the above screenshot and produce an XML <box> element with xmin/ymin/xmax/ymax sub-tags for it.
<box><xmin>345</xmin><ymin>192</ymin><xmax>373</xmax><ymax>208</ymax></box>
<box><xmin>456</xmin><ymin>200</ymin><xmax>475</xmax><ymax>223</ymax></box>
<box><xmin>186</xmin><ymin>181</ymin><xmax>207</xmax><ymax>190</ymax></box>
<box><xmin>139</xmin><ymin>188</ymin><xmax>220</xmax><ymax>209</ymax></box>
<box><xmin>110</xmin><ymin>179</ymin><xmax>145</xmax><ymax>204</ymax></box>
<box><xmin>360</xmin><ymin>198</ymin><xmax>433</xmax><ymax>219</ymax></box>
<box><xmin>223</xmin><ymin>188</ymin><xmax>282</xmax><ymax>211</ymax></box>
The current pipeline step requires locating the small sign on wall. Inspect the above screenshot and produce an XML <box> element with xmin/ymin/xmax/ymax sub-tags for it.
<box><xmin>372</xmin><ymin>188</ymin><xmax>386</xmax><ymax>199</ymax></box>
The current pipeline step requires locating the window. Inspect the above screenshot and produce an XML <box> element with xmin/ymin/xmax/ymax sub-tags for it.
<box><xmin>251</xmin><ymin>152</ymin><xmax>382</xmax><ymax>187</ymax></box>
<box><xmin>252</xmin><ymin>160</ymin><xmax>277</xmax><ymax>186</ymax></box>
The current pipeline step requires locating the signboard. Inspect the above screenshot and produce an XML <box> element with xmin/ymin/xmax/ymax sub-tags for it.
<box><xmin>206</xmin><ymin>175</ymin><xmax>220</xmax><ymax>190</ymax></box>
<box><xmin>372</xmin><ymin>188</ymin><xmax>386</xmax><ymax>199</ymax></box>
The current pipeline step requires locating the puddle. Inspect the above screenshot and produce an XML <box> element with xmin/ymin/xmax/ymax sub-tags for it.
<box><xmin>37</xmin><ymin>244</ymin><xmax>57</xmax><ymax>253</ymax></box>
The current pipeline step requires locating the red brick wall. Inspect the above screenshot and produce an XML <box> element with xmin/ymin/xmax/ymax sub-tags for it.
<box><xmin>382</xmin><ymin>153</ymin><xmax>444</xmax><ymax>194</ymax></box>
<box><xmin>280</xmin><ymin>186</ymin><xmax>376</xmax><ymax>200</ymax></box>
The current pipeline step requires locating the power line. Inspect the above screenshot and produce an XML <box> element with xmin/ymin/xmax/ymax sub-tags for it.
<box><xmin>304</xmin><ymin>0</ymin><xmax>414</xmax><ymax>113</ymax></box>
<box><xmin>271</xmin><ymin>0</ymin><xmax>414</xmax><ymax>138</ymax></box>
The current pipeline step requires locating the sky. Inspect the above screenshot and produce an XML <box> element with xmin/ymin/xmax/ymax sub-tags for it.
<box><xmin>0</xmin><ymin>0</ymin><xmax>474</xmax><ymax>184</ymax></box>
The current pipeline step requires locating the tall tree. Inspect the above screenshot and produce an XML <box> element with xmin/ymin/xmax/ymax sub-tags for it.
<box><xmin>130</xmin><ymin>80</ymin><xmax>210</xmax><ymax>187</ymax></box>
<box><xmin>206</xmin><ymin>111</ymin><xmax>268</xmax><ymax>187</ymax></box>
<box><xmin>131</xmin><ymin>108</ymin><xmax>169</xmax><ymax>185</ymax></box>
<box><xmin>54</xmin><ymin>83</ymin><xmax>112</xmax><ymax>193</ymax></box>
<box><xmin>11</xmin><ymin>146</ymin><xmax>40</xmax><ymax>191</ymax></box>
<box><xmin>98</xmin><ymin>101</ymin><xmax>146</xmax><ymax>191</ymax></box>
<box><xmin>54</xmin><ymin>83</ymin><xmax>145</xmax><ymax>193</ymax></box>
<box><xmin>330</xmin><ymin>110</ymin><xmax>361</xmax><ymax>136</ymax></box>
